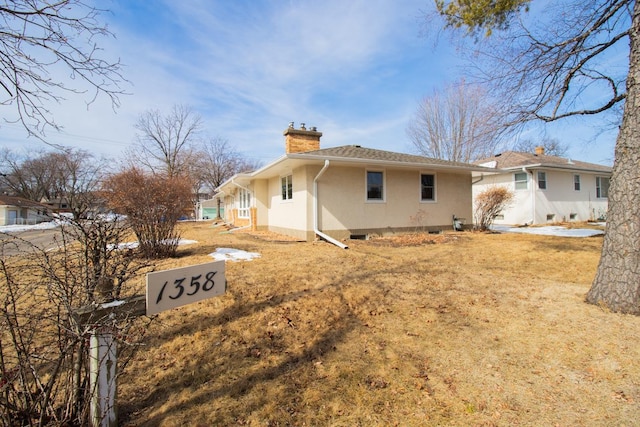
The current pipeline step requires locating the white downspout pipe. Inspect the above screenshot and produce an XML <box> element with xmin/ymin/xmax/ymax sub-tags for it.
<box><xmin>314</xmin><ymin>160</ymin><xmax>348</xmax><ymax>249</ymax></box>
<box><xmin>230</xmin><ymin>179</ymin><xmax>252</xmax><ymax>232</ymax></box>
<box><xmin>523</xmin><ymin>167</ymin><xmax>535</xmax><ymax>225</ymax></box>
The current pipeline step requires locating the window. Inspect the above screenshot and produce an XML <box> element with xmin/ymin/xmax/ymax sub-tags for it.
<box><xmin>537</xmin><ymin>171</ymin><xmax>547</xmax><ymax>189</ymax></box>
<box><xmin>420</xmin><ymin>173</ymin><xmax>436</xmax><ymax>201</ymax></box>
<box><xmin>281</xmin><ymin>175</ymin><xmax>293</xmax><ymax>200</ymax></box>
<box><xmin>238</xmin><ymin>188</ymin><xmax>251</xmax><ymax>218</ymax></box>
<box><xmin>367</xmin><ymin>171</ymin><xmax>384</xmax><ymax>201</ymax></box>
<box><xmin>514</xmin><ymin>172</ymin><xmax>528</xmax><ymax>190</ymax></box>
<box><xmin>574</xmin><ymin>174</ymin><xmax>581</xmax><ymax>191</ymax></box>
<box><xmin>596</xmin><ymin>176</ymin><xmax>610</xmax><ymax>198</ymax></box>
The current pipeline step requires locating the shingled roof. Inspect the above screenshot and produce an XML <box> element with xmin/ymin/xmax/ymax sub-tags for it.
<box><xmin>474</xmin><ymin>151</ymin><xmax>612</xmax><ymax>174</ymax></box>
<box><xmin>291</xmin><ymin>145</ymin><xmax>486</xmax><ymax>170</ymax></box>
<box><xmin>0</xmin><ymin>195</ymin><xmax>49</xmax><ymax>209</ymax></box>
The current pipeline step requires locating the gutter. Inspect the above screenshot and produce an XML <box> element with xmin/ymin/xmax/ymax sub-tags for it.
<box><xmin>313</xmin><ymin>160</ymin><xmax>348</xmax><ymax>249</ymax></box>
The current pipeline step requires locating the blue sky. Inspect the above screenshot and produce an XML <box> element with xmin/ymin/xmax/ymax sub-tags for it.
<box><xmin>1</xmin><ymin>0</ymin><xmax>620</xmax><ymax>166</ymax></box>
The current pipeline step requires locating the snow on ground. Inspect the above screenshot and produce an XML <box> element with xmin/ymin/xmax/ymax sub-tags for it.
<box><xmin>491</xmin><ymin>225</ymin><xmax>604</xmax><ymax>237</ymax></box>
<box><xmin>209</xmin><ymin>247</ymin><xmax>261</xmax><ymax>262</ymax></box>
<box><xmin>0</xmin><ymin>221</ymin><xmax>61</xmax><ymax>233</ymax></box>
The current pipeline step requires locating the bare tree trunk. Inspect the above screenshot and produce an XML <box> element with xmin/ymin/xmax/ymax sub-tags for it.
<box><xmin>587</xmin><ymin>0</ymin><xmax>640</xmax><ymax>314</ymax></box>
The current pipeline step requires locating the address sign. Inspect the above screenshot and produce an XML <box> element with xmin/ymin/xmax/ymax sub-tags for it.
<box><xmin>146</xmin><ymin>260</ymin><xmax>226</xmax><ymax>315</ymax></box>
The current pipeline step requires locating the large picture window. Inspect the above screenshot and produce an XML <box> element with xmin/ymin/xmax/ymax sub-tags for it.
<box><xmin>514</xmin><ymin>172</ymin><xmax>528</xmax><ymax>190</ymax></box>
<box><xmin>367</xmin><ymin>171</ymin><xmax>384</xmax><ymax>201</ymax></box>
<box><xmin>238</xmin><ymin>188</ymin><xmax>251</xmax><ymax>218</ymax></box>
<box><xmin>281</xmin><ymin>175</ymin><xmax>293</xmax><ymax>200</ymax></box>
<box><xmin>420</xmin><ymin>173</ymin><xmax>436</xmax><ymax>201</ymax></box>
<box><xmin>596</xmin><ymin>176</ymin><xmax>610</xmax><ymax>199</ymax></box>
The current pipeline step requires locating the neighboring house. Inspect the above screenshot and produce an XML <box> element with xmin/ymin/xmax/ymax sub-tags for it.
<box><xmin>197</xmin><ymin>198</ymin><xmax>224</xmax><ymax>220</ymax></box>
<box><xmin>0</xmin><ymin>195</ymin><xmax>50</xmax><ymax>226</ymax></box>
<box><xmin>216</xmin><ymin>123</ymin><xmax>489</xmax><ymax>245</ymax></box>
<box><xmin>473</xmin><ymin>147</ymin><xmax>612</xmax><ymax>225</ymax></box>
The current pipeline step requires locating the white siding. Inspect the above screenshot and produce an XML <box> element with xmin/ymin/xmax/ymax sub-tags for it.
<box><xmin>472</xmin><ymin>169</ymin><xmax>609</xmax><ymax>226</ymax></box>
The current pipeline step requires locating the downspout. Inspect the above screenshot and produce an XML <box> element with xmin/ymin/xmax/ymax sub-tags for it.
<box><xmin>314</xmin><ymin>160</ymin><xmax>348</xmax><ymax>249</ymax></box>
<box><xmin>230</xmin><ymin>179</ymin><xmax>252</xmax><ymax>232</ymax></box>
<box><xmin>523</xmin><ymin>167</ymin><xmax>535</xmax><ymax>225</ymax></box>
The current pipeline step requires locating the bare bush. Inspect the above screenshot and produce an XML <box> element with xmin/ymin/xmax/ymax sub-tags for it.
<box><xmin>0</xmin><ymin>215</ymin><xmax>150</xmax><ymax>426</ymax></box>
<box><xmin>473</xmin><ymin>186</ymin><xmax>514</xmax><ymax>231</ymax></box>
<box><xmin>103</xmin><ymin>168</ymin><xmax>194</xmax><ymax>259</ymax></box>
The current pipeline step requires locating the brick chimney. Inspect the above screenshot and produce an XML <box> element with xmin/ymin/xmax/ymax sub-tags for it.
<box><xmin>284</xmin><ymin>122</ymin><xmax>322</xmax><ymax>154</ymax></box>
<box><xmin>535</xmin><ymin>146</ymin><xmax>545</xmax><ymax>156</ymax></box>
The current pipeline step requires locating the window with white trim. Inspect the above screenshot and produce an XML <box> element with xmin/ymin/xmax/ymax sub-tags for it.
<box><xmin>238</xmin><ymin>188</ymin><xmax>251</xmax><ymax>218</ymax></box>
<box><xmin>537</xmin><ymin>171</ymin><xmax>547</xmax><ymax>190</ymax></box>
<box><xmin>574</xmin><ymin>174</ymin><xmax>581</xmax><ymax>191</ymax></box>
<box><xmin>596</xmin><ymin>176</ymin><xmax>610</xmax><ymax>199</ymax></box>
<box><xmin>514</xmin><ymin>172</ymin><xmax>528</xmax><ymax>190</ymax></box>
<box><xmin>281</xmin><ymin>175</ymin><xmax>293</xmax><ymax>200</ymax></box>
<box><xmin>366</xmin><ymin>171</ymin><xmax>384</xmax><ymax>201</ymax></box>
<box><xmin>420</xmin><ymin>173</ymin><xmax>436</xmax><ymax>201</ymax></box>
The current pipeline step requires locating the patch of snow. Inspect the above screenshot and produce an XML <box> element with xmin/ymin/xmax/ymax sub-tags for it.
<box><xmin>100</xmin><ymin>300</ymin><xmax>126</xmax><ymax>309</ymax></box>
<box><xmin>0</xmin><ymin>221</ymin><xmax>60</xmax><ymax>233</ymax></box>
<box><xmin>209</xmin><ymin>247</ymin><xmax>261</xmax><ymax>262</ymax></box>
<box><xmin>108</xmin><ymin>239</ymin><xmax>198</xmax><ymax>250</ymax></box>
<box><xmin>491</xmin><ymin>225</ymin><xmax>604</xmax><ymax>237</ymax></box>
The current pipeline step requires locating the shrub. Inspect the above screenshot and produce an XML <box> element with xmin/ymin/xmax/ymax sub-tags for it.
<box><xmin>473</xmin><ymin>186</ymin><xmax>514</xmax><ymax>231</ymax></box>
<box><xmin>103</xmin><ymin>168</ymin><xmax>194</xmax><ymax>258</ymax></box>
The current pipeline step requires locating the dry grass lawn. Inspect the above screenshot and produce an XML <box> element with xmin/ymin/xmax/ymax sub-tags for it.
<box><xmin>119</xmin><ymin>221</ymin><xmax>640</xmax><ymax>426</ymax></box>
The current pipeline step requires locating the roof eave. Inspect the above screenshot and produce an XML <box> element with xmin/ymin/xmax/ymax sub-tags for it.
<box><xmin>288</xmin><ymin>153</ymin><xmax>490</xmax><ymax>172</ymax></box>
<box><xmin>501</xmin><ymin>163</ymin><xmax>612</xmax><ymax>174</ymax></box>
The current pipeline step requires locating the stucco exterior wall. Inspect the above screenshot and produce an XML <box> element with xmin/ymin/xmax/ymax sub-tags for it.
<box><xmin>473</xmin><ymin>169</ymin><xmax>609</xmax><ymax>225</ymax></box>
<box><xmin>311</xmin><ymin>165</ymin><xmax>472</xmax><ymax>240</ymax></box>
<box><xmin>224</xmin><ymin>164</ymin><xmax>475</xmax><ymax>241</ymax></box>
<box><xmin>264</xmin><ymin>166</ymin><xmax>310</xmax><ymax>237</ymax></box>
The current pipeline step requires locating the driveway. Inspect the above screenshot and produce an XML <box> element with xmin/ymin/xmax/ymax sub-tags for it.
<box><xmin>0</xmin><ymin>227</ymin><xmax>66</xmax><ymax>256</ymax></box>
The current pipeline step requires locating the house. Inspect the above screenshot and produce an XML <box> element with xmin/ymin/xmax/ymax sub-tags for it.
<box><xmin>473</xmin><ymin>147</ymin><xmax>612</xmax><ymax>225</ymax></box>
<box><xmin>215</xmin><ymin>123</ymin><xmax>490</xmax><ymax>246</ymax></box>
<box><xmin>0</xmin><ymin>195</ymin><xmax>50</xmax><ymax>226</ymax></box>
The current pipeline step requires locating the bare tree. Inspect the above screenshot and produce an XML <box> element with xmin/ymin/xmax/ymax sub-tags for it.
<box><xmin>512</xmin><ymin>137</ymin><xmax>568</xmax><ymax>157</ymax></box>
<box><xmin>130</xmin><ymin>105</ymin><xmax>202</xmax><ymax>177</ymax></box>
<box><xmin>434</xmin><ymin>0</ymin><xmax>640</xmax><ymax>314</ymax></box>
<box><xmin>1</xmin><ymin>148</ymin><xmax>59</xmax><ymax>201</ymax></box>
<box><xmin>407</xmin><ymin>80</ymin><xmax>504</xmax><ymax>162</ymax></box>
<box><xmin>0</xmin><ymin>1</ymin><xmax>125</xmax><ymax>137</ymax></box>
<box><xmin>1</xmin><ymin>148</ymin><xmax>106</xmax><ymax>218</ymax></box>
<box><xmin>196</xmin><ymin>137</ymin><xmax>259</xmax><ymax>192</ymax></box>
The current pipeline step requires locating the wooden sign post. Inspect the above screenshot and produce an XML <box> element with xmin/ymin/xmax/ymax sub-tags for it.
<box><xmin>74</xmin><ymin>260</ymin><xmax>226</xmax><ymax>427</ymax></box>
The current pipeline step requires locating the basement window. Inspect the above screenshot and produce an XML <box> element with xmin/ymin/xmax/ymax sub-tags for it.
<box><xmin>546</xmin><ymin>214</ymin><xmax>555</xmax><ymax>221</ymax></box>
<box><xmin>570</xmin><ymin>213</ymin><xmax>577</xmax><ymax>220</ymax></box>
